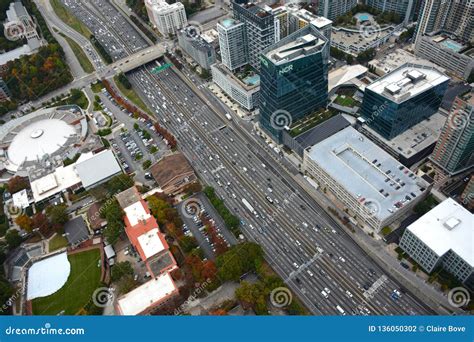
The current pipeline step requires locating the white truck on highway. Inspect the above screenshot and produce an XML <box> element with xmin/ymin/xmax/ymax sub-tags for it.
<box><xmin>225</xmin><ymin>113</ymin><xmax>232</xmax><ymax>120</ymax></box>
<box><xmin>242</xmin><ymin>198</ymin><xmax>257</xmax><ymax>216</ymax></box>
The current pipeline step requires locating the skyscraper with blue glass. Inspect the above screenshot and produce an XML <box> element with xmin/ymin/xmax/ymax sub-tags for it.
<box><xmin>360</xmin><ymin>64</ymin><xmax>449</xmax><ymax>140</ymax></box>
<box><xmin>259</xmin><ymin>24</ymin><xmax>329</xmax><ymax>143</ymax></box>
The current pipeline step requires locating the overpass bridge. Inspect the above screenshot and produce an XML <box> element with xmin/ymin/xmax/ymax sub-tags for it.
<box><xmin>99</xmin><ymin>44</ymin><xmax>167</xmax><ymax>79</ymax></box>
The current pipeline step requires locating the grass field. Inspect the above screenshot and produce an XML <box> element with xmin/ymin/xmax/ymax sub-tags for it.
<box><xmin>59</xmin><ymin>33</ymin><xmax>95</xmax><ymax>73</ymax></box>
<box><xmin>32</xmin><ymin>249</ymin><xmax>102</xmax><ymax>315</ymax></box>
<box><xmin>49</xmin><ymin>234</ymin><xmax>68</xmax><ymax>252</ymax></box>
<box><xmin>334</xmin><ymin>95</ymin><xmax>358</xmax><ymax>108</ymax></box>
<box><xmin>113</xmin><ymin>76</ymin><xmax>152</xmax><ymax>115</ymax></box>
<box><xmin>51</xmin><ymin>0</ymin><xmax>92</xmax><ymax>39</ymax></box>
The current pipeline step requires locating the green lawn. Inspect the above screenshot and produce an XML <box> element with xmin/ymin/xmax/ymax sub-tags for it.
<box><xmin>91</xmin><ymin>81</ymin><xmax>104</xmax><ymax>93</ymax></box>
<box><xmin>51</xmin><ymin>0</ymin><xmax>92</xmax><ymax>38</ymax></box>
<box><xmin>59</xmin><ymin>33</ymin><xmax>95</xmax><ymax>73</ymax></box>
<box><xmin>290</xmin><ymin>109</ymin><xmax>337</xmax><ymax>137</ymax></box>
<box><xmin>113</xmin><ymin>76</ymin><xmax>152</xmax><ymax>115</ymax></box>
<box><xmin>334</xmin><ymin>95</ymin><xmax>357</xmax><ymax>108</ymax></box>
<box><xmin>32</xmin><ymin>249</ymin><xmax>102</xmax><ymax>315</ymax></box>
<box><xmin>49</xmin><ymin>234</ymin><xmax>68</xmax><ymax>252</ymax></box>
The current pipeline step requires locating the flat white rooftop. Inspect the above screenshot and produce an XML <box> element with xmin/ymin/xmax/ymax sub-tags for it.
<box><xmin>117</xmin><ymin>272</ymin><xmax>177</xmax><ymax>315</ymax></box>
<box><xmin>406</xmin><ymin>198</ymin><xmax>473</xmax><ymax>266</ymax></box>
<box><xmin>75</xmin><ymin>150</ymin><xmax>121</xmax><ymax>189</ymax></box>
<box><xmin>366</xmin><ymin>63</ymin><xmax>449</xmax><ymax>103</ymax></box>
<box><xmin>306</xmin><ymin>127</ymin><xmax>427</xmax><ymax>222</ymax></box>
<box><xmin>31</xmin><ymin>164</ymin><xmax>81</xmax><ymax>202</ymax></box>
<box><xmin>124</xmin><ymin>201</ymin><xmax>151</xmax><ymax>227</ymax></box>
<box><xmin>137</xmin><ymin>228</ymin><xmax>165</xmax><ymax>259</ymax></box>
<box><xmin>267</xmin><ymin>33</ymin><xmax>325</xmax><ymax>65</ymax></box>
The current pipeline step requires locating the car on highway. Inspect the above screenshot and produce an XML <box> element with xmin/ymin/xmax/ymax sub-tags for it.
<box><xmin>293</xmin><ymin>262</ymin><xmax>299</xmax><ymax>269</ymax></box>
<box><xmin>321</xmin><ymin>290</ymin><xmax>329</xmax><ymax>299</ymax></box>
<box><xmin>345</xmin><ymin>290</ymin><xmax>353</xmax><ymax>298</ymax></box>
<box><xmin>324</xmin><ymin>287</ymin><xmax>331</xmax><ymax>294</ymax></box>
<box><xmin>265</xmin><ymin>196</ymin><xmax>274</xmax><ymax>204</ymax></box>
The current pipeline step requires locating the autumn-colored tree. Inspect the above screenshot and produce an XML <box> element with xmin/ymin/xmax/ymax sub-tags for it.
<box><xmin>201</xmin><ymin>260</ymin><xmax>217</xmax><ymax>281</ymax></box>
<box><xmin>32</xmin><ymin>212</ymin><xmax>53</xmax><ymax>237</ymax></box>
<box><xmin>15</xmin><ymin>214</ymin><xmax>33</xmax><ymax>232</ymax></box>
<box><xmin>209</xmin><ymin>309</ymin><xmax>227</xmax><ymax>316</ymax></box>
<box><xmin>7</xmin><ymin>176</ymin><xmax>29</xmax><ymax>194</ymax></box>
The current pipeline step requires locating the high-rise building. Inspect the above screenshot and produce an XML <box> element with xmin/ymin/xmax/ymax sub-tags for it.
<box><xmin>430</xmin><ymin>89</ymin><xmax>474</xmax><ymax>175</ymax></box>
<box><xmin>259</xmin><ymin>24</ymin><xmax>329</xmax><ymax>142</ymax></box>
<box><xmin>145</xmin><ymin>0</ymin><xmax>187</xmax><ymax>37</ymax></box>
<box><xmin>414</xmin><ymin>0</ymin><xmax>473</xmax><ymax>47</ymax></box>
<box><xmin>317</xmin><ymin>0</ymin><xmax>358</xmax><ymax>20</ymax></box>
<box><xmin>360</xmin><ymin>63</ymin><xmax>449</xmax><ymax>140</ymax></box>
<box><xmin>365</xmin><ymin>0</ymin><xmax>415</xmax><ymax>24</ymax></box>
<box><xmin>232</xmin><ymin>1</ymin><xmax>275</xmax><ymax>70</ymax></box>
<box><xmin>217</xmin><ymin>18</ymin><xmax>248</xmax><ymax>71</ymax></box>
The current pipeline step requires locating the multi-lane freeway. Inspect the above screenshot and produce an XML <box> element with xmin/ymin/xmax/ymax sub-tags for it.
<box><xmin>53</xmin><ymin>0</ymin><xmax>434</xmax><ymax>315</ymax></box>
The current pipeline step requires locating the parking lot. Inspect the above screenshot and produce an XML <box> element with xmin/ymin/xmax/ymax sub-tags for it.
<box><xmin>177</xmin><ymin>193</ymin><xmax>238</xmax><ymax>260</ymax></box>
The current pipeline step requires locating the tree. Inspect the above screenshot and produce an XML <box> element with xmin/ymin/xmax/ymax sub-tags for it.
<box><xmin>103</xmin><ymin>199</ymin><xmax>124</xmax><ymax>244</ymax></box>
<box><xmin>111</xmin><ymin>261</ymin><xmax>134</xmax><ymax>282</ymax></box>
<box><xmin>105</xmin><ymin>174</ymin><xmax>134</xmax><ymax>194</ymax></box>
<box><xmin>46</xmin><ymin>204</ymin><xmax>69</xmax><ymax>227</ymax></box>
<box><xmin>15</xmin><ymin>215</ymin><xmax>33</xmax><ymax>232</ymax></box>
<box><xmin>178</xmin><ymin>235</ymin><xmax>198</xmax><ymax>253</ymax></box>
<box><xmin>32</xmin><ymin>212</ymin><xmax>52</xmax><ymax>236</ymax></box>
<box><xmin>5</xmin><ymin>230</ymin><xmax>22</xmax><ymax>249</ymax></box>
<box><xmin>7</xmin><ymin>176</ymin><xmax>29</xmax><ymax>194</ymax></box>
<box><xmin>0</xmin><ymin>276</ymin><xmax>14</xmax><ymax>315</ymax></box>
<box><xmin>217</xmin><ymin>243</ymin><xmax>264</xmax><ymax>281</ymax></box>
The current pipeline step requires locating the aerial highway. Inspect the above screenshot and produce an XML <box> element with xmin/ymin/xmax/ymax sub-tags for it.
<box><xmin>51</xmin><ymin>0</ymin><xmax>435</xmax><ymax>315</ymax></box>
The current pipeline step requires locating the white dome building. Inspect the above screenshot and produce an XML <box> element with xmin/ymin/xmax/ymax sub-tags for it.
<box><xmin>0</xmin><ymin>106</ymin><xmax>87</xmax><ymax>174</ymax></box>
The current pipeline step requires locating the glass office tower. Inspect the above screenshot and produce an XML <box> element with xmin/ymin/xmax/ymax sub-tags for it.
<box><xmin>360</xmin><ymin>64</ymin><xmax>449</xmax><ymax>140</ymax></box>
<box><xmin>259</xmin><ymin>24</ymin><xmax>329</xmax><ymax>143</ymax></box>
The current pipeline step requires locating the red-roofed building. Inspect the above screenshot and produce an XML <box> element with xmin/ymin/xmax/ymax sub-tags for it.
<box><xmin>115</xmin><ymin>187</ymin><xmax>177</xmax><ymax>277</ymax></box>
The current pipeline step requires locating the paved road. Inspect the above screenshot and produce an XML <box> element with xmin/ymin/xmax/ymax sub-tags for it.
<box><xmin>48</xmin><ymin>0</ymin><xmax>437</xmax><ymax>316</ymax></box>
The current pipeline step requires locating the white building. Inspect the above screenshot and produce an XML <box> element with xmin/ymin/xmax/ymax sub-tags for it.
<box><xmin>211</xmin><ymin>63</ymin><xmax>259</xmax><ymax>111</ymax></box>
<box><xmin>302</xmin><ymin>126</ymin><xmax>430</xmax><ymax>231</ymax></box>
<box><xmin>145</xmin><ymin>0</ymin><xmax>187</xmax><ymax>37</ymax></box>
<box><xmin>217</xmin><ymin>18</ymin><xmax>248</xmax><ymax>71</ymax></box>
<box><xmin>400</xmin><ymin>198</ymin><xmax>473</xmax><ymax>288</ymax></box>
<box><xmin>116</xmin><ymin>273</ymin><xmax>179</xmax><ymax>315</ymax></box>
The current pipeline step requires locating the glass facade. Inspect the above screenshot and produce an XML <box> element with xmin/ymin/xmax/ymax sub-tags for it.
<box><xmin>259</xmin><ymin>26</ymin><xmax>329</xmax><ymax>143</ymax></box>
<box><xmin>360</xmin><ymin>80</ymin><xmax>448</xmax><ymax>140</ymax></box>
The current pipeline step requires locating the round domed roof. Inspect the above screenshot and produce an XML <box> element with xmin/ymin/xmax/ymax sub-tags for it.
<box><xmin>7</xmin><ymin>118</ymin><xmax>76</xmax><ymax>167</ymax></box>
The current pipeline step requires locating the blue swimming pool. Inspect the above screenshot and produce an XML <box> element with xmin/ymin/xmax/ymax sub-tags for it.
<box><xmin>440</xmin><ymin>39</ymin><xmax>463</xmax><ymax>53</ymax></box>
<box><xmin>243</xmin><ymin>75</ymin><xmax>260</xmax><ymax>86</ymax></box>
